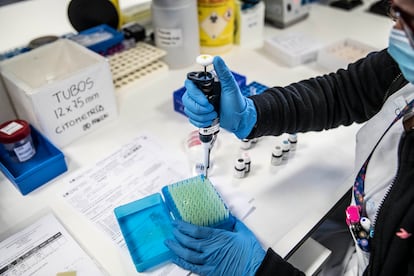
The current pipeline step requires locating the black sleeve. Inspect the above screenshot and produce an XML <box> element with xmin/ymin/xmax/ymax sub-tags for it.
<box><xmin>255</xmin><ymin>248</ymin><xmax>305</xmax><ymax>276</ymax></box>
<box><xmin>248</xmin><ymin>49</ymin><xmax>402</xmax><ymax>138</ymax></box>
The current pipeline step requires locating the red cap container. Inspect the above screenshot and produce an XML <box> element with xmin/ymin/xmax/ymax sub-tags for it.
<box><xmin>0</xmin><ymin>119</ymin><xmax>36</xmax><ymax>162</ymax></box>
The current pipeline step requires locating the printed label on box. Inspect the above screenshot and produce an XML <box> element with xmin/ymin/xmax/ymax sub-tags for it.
<box><xmin>31</xmin><ymin>64</ymin><xmax>117</xmax><ymax>147</ymax></box>
<box><xmin>155</xmin><ymin>28</ymin><xmax>183</xmax><ymax>47</ymax></box>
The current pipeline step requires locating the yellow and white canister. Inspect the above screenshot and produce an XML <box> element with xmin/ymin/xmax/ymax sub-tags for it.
<box><xmin>197</xmin><ymin>0</ymin><xmax>235</xmax><ymax>54</ymax></box>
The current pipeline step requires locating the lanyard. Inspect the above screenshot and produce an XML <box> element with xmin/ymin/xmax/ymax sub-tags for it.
<box><xmin>348</xmin><ymin>99</ymin><xmax>414</xmax><ymax>252</ymax></box>
<box><xmin>353</xmin><ymin>99</ymin><xmax>414</xmax><ymax>208</ymax></box>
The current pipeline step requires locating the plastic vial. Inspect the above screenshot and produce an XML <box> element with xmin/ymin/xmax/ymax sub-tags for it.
<box><xmin>288</xmin><ymin>134</ymin><xmax>298</xmax><ymax>151</ymax></box>
<box><xmin>234</xmin><ymin>158</ymin><xmax>246</xmax><ymax>178</ymax></box>
<box><xmin>242</xmin><ymin>151</ymin><xmax>251</xmax><ymax>173</ymax></box>
<box><xmin>240</xmin><ymin>138</ymin><xmax>252</xmax><ymax>150</ymax></box>
<box><xmin>151</xmin><ymin>0</ymin><xmax>200</xmax><ymax>68</ymax></box>
<box><xmin>0</xmin><ymin>120</ymin><xmax>36</xmax><ymax>162</ymax></box>
<box><xmin>271</xmin><ymin>146</ymin><xmax>283</xmax><ymax>166</ymax></box>
<box><xmin>282</xmin><ymin>140</ymin><xmax>290</xmax><ymax>160</ymax></box>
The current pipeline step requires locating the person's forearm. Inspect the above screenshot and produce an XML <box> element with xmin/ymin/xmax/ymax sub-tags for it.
<box><xmin>248</xmin><ymin>49</ymin><xmax>401</xmax><ymax>138</ymax></box>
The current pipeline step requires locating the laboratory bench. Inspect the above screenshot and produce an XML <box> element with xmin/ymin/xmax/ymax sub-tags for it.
<box><xmin>0</xmin><ymin>0</ymin><xmax>394</xmax><ymax>275</ymax></box>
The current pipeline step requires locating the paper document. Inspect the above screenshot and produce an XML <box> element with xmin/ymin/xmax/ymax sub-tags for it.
<box><xmin>59</xmin><ymin>133</ymin><xmax>189</xmax><ymax>275</ymax></box>
<box><xmin>0</xmin><ymin>213</ymin><xmax>105</xmax><ymax>276</ymax></box>
<box><xmin>58</xmin><ymin>133</ymin><xmax>187</xmax><ymax>249</ymax></box>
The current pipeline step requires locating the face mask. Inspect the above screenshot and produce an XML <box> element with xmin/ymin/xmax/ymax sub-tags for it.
<box><xmin>388</xmin><ymin>28</ymin><xmax>414</xmax><ymax>84</ymax></box>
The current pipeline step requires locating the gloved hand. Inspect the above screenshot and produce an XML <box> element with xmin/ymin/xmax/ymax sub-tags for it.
<box><xmin>165</xmin><ymin>219</ymin><xmax>266</xmax><ymax>276</ymax></box>
<box><xmin>182</xmin><ymin>56</ymin><xmax>257</xmax><ymax>139</ymax></box>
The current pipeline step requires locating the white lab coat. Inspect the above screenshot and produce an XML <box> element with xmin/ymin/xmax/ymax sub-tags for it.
<box><xmin>343</xmin><ymin>83</ymin><xmax>414</xmax><ymax>275</ymax></box>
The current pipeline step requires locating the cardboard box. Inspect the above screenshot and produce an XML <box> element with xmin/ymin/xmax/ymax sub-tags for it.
<box><xmin>0</xmin><ymin>39</ymin><xmax>118</xmax><ymax>147</ymax></box>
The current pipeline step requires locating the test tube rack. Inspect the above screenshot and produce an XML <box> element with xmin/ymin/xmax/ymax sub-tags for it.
<box><xmin>108</xmin><ymin>42</ymin><xmax>168</xmax><ymax>90</ymax></box>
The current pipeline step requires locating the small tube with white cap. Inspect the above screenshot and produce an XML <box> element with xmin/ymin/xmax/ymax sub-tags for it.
<box><xmin>242</xmin><ymin>151</ymin><xmax>251</xmax><ymax>173</ymax></box>
<box><xmin>271</xmin><ymin>146</ymin><xmax>283</xmax><ymax>166</ymax></box>
<box><xmin>288</xmin><ymin>133</ymin><xmax>297</xmax><ymax>151</ymax></box>
<box><xmin>234</xmin><ymin>157</ymin><xmax>246</xmax><ymax>178</ymax></box>
<box><xmin>240</xmin><ymin>138</ymin><xmax>252</xmax><ymax>150</ymax></box>
<box><xmin>282</xmin><ymin>140</ymin><xmax>290</xmax><ymax>160</ymax></box>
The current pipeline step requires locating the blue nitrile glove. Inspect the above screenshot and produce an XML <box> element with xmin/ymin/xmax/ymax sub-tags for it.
<box><xmin>165</xmin><ymin>219</ymin><xmax>266</xmax><ymax>276</ymax></box>
<box><xmin>183</xmin><ymin>79</ymin><xmax>218</xmax><ymax>128</ymax></box>
<box><xmin>182</xmin><ymin>56</ymin><xmax>257</xmax><ymax>139</ymax></box>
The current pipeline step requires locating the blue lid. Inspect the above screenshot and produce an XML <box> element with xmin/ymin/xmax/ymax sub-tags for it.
<box><xmin>114</xmin><ymin>193</ymin><xmax>174</xmax><ymax>272</ymax></box>
<box><xmin>70</xmin><ymin>24</ymin><xmax>124</xmax><ymax>54</ymax></box>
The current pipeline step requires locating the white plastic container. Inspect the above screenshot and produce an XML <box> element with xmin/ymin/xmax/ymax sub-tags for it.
<box><xmin>0</xmin><ymin>39</ymin><xmax>118</xmax><ymax>147</ymax></box>
<box><xmin>151</xmin><ymin>0</ymin><xmax>200</xmax><ymax>69</ymax></box>
<box><xmin>264</xmin><ymin>32</ymin><xmax>321</xmax><ymax>67</ymax></box>
<box><xmin>317</xmin><ymin>38</ymin><xmax>377</xmax><ymax>71</ymax></box>
<box><xmin>234</xmin><ymin>1</ymin><xmax>265</xmax><ymax>49</ymax></box>
<box><xmin>198</xmin><ymin>0</ymin><xmax>236</xmax><ymax>54</ymax></box>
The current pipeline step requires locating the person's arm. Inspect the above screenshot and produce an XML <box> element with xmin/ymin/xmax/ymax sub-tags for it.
<box><xmin>248</xmin><ymin>49</ymin><xmax>402</xmax><ymax>138</ymax></box>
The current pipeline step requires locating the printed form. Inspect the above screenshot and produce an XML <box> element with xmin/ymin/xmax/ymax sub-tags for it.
<box><xmin>58</xmin><ymin>133</ymin><xmax>190</xmax><ymax>275</ymax></box>
<box><xmin>0</xmin><ymin>213</ymin><xmax>105</xmax><ymax>276</ymax></box>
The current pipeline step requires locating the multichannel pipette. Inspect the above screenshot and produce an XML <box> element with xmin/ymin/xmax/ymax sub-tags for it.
<box><xmin>187</xmin><ymin>55</ymin><xmax>221</xmax><ymax>178</ymax></box>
